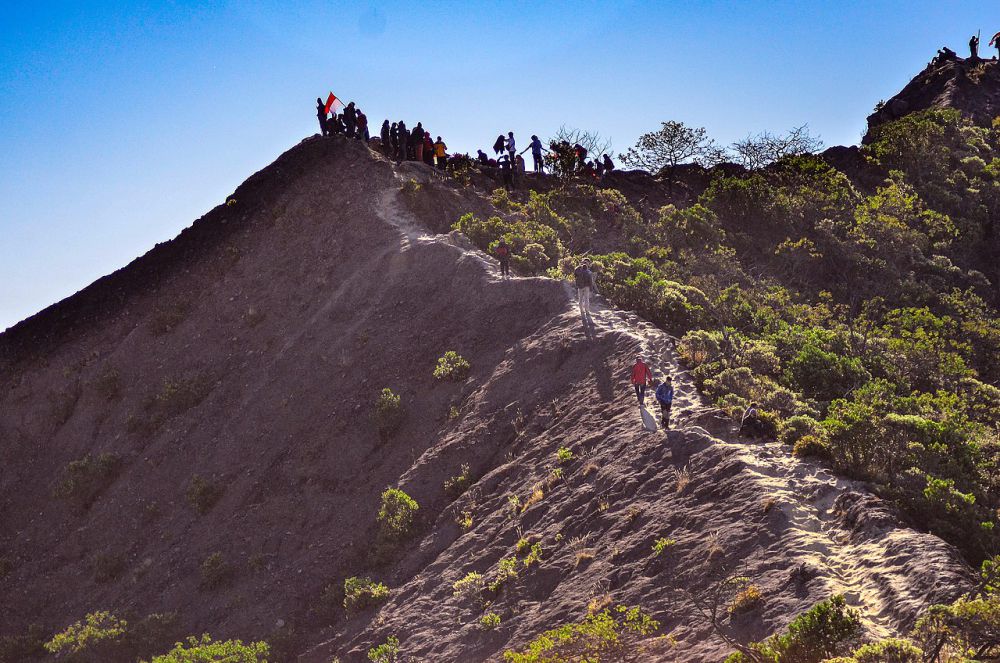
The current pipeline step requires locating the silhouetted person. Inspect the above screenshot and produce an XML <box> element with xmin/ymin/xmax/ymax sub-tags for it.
<box><xmin>991</xmin><ymin>32</ymin><xmax>1000</xmax><ymax>59</ymax></box>
<box><xmin>412</xmin><ymin>122</ymin><xmax>425</xmax><ymax>161</ymax></box>
<box><xmin>316</xmin><ymin>98</ymin><xmax>329</xmax><ymax>136</ymax></box>
<box><xmin>397</xmin><ymin>121</ymin><xmax>409</xmax><ymax>161</ymax></box>
<box><xmin>521</xmin><ymin>135</ymin><xmax>548</xmax><ymax>173</ymax></box>
<box><xmin>423</xmin><ymin>133</ymin><xmax>434</xmax><ymax>165</ymax></box>
<box><xmin>381</xmin><ymin>120</ymin><xmax>392</xmax><ymax>155</ymax></box>
<box><xmin>343</xmin><ymin>102</ymin><xmax>357</xmax><ymax>138</ymax></box>
<box><xmin>602</xmin><ymin>154</ymin><xmax>614</xmax><ymax>172</ymax></box>
<box><xmin>477</xmin><ymin>149</ymin><xmax>489</xmax><ymax>165</ymax></box>
<box><xmin>971</xmin><ymin>34</ymin><xmax>980</xmax><ymax>60</ymax></box>
<box><xmin>499</xmin><ymin>154</ymin><xmax>513</xmax><ymax>190</ymax></box>
<box><xmin>505</xmin><ymin>131</ymin><xmax>516</xmax><ymax>160</ymax></box>
<box><xmin>493</xmin><ymin>134</ymin><xmax>505</xmax><ymax>156</ymax></box>
<box><xmin>329</xmin><ymin>114</ymin><xmax>344</xmax><ymax>135</ymax></box>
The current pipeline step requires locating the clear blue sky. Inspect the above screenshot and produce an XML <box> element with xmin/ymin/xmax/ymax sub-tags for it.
<box><xmin>1</xmin><ymin>1</ymin><xmax>997</xmax><ymax>330</ymax></box>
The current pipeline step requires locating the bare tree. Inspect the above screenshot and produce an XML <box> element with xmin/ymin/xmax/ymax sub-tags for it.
<box><xmin>620</xmin><ymin>121</ymin><xmax>725</xmax><ymax>190</ymax></box>
<box><xmin>550</xmin><ymin>125</ymin><xmax>614</xmax><ymax>159</ymax></box>
<box><xmin>731</xmin><ymin>125</ymin><xmax>823</xmax><ymax>171</ymax></box>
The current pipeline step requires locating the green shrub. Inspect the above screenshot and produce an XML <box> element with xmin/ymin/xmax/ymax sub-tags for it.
<box><xmin>556</xmin><ymin>447</ymin><xmax>574</xmax><ymax>464</ymax></box>
<box><xmin>199</xmin><ymin>552</ymin><xmax>232</xmax><ymax>590</ymax></box>
<box><xmin>848</xmin><ymin>638</ymin><xmax>922</xmax><ymax>662</ymax></box>
<box><xmin>480</xmin><ymin>612</ymin><xmax>502</xmax><ymax>630</ymax></box>
<box><xmin>372</xmin><ymin>388</ymin><xmax>405</xmax><ymax>438</ymax></box>
<box><xmin>54</xmin><ymin>453</ymin><xmax>121</xmax><ymax>508</ymax></box>
<box><xmin>725</xmin><ymin>595</ymin><xmax>861</xmax><ymax>663</ymax></box>
<box><xmin>45</xmin><ymin>611</ymin><xmax>128</xmax><ymax>658</ymax></box>
<box><xmin>367</xmin><ymin>635</ymin><xmax>399</xmax><ymax>663</ymax></box>
<box><xmin>444</xmin><ymin>463</ymin><xmax>472</xmax><ymax>498</ymax></box>
<box><xmin>452</xmin><ymin>572</ymin><xmax>485</xmax><ymax>603</ymax></box>
<box><xmin>343</xmin><ymin>576</ymin><xmax>390</xmax><ymax>613</ymax></box>
<box><xmin>185</xmin><ymin>475</ymin><xmax>224</xmax><ymax>515</ymax></box>
<box><xmin>434</xmin><ymin>351</ymin><xmax>471</xmax><ymax>382</ymax></box>
<box><xmin>143</xmin><ymin>634</ymin><xmax>269</xmax><ymax>662</ymax></box>
<box><xmin>489</xmin><ymin>557</ymin><xmax>519</xmax><ymax>593</ymax></box>
<box><xmin>502</xmin><ymin>605</ymin><xmax>658</xmax><ymax>662</ymax></box>
<box><xmin>779</xmin><ymin>415</ymin><xmax>823</xmax><ymax>446</ymax></box>
<box><xmin>793</xmin><ymin>435</ymin><xmax>832</xmax><ymax>460</ymax></box>
<box><xmin>651</xmin><ymin>537</ymin><xmax>676</xmax><ymax>556</ymax></box>
<box><xmin>377</xmin><ymin>488</ymin><xmax>419</xmax><ymax>546</ymax></box>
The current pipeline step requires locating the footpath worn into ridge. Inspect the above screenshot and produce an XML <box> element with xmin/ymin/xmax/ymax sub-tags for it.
<box><xmin>0</xmin><ymin>137</ymin><xmax>972</xmax><ymax>662</ymax></box>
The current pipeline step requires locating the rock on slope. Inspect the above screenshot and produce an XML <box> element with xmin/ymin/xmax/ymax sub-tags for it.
<box><xmin>865</xmin><ymin>54</ymin><xmax>1000</xmax><ymax>140</ymax></box>
<box><xmin>0</xmin><ymin>137</ymin><xmax>973</xmax><ymax>662</ymax></box>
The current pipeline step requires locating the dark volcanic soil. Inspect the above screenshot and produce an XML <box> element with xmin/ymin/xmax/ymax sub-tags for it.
<box><xmin>0</xmin><ymin>136</ymin><xmax>973</xmax><ymax>662</ymax></box>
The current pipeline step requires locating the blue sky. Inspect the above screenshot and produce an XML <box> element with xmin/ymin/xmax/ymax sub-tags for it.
<box><xmin>1</xmin><ymin>1</ymin><xmax>997</xmax><ymax>330</ymax></box>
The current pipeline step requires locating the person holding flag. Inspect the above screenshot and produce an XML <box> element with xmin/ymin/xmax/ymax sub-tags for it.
<box><xmin>990</xmin><ymin>31</ymin><xmax>1000</xmax><ymax>59</ymax></box>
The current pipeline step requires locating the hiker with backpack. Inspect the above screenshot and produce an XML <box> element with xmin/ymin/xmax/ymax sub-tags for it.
<box><xmin>496</xmin><ymin>239</ymin><xmax>512</xmax><ymax>279</ymax></box>
<box><xmin>630</xmin><ymin>356</ymin><xmax>653</xmax><ymax>407</ymax></box>
<box><xmin>574</xmin><ymin>258</ymin><xmax>595</xmax><ymax>318</ymax></box>
<box><xmin>655</xmin><ymin>375</ymin><xmax>674</xmax><ymax>428</ymax></box>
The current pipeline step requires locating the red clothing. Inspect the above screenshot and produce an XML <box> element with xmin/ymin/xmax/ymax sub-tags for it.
<box><xmin>631</xmin><ymin>361</ymin><xmax>652</xmax><ymax>385</ymax></box>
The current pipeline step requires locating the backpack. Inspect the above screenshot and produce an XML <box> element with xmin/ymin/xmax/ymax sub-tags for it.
<box><xmin>574</xmin><ymin>265</ymin><xmax>591</xmax><ymax>288</ymax></box>
<box><xmin>497</xmin><ymin>244</ymin><xmax>509</xmax><ymax>258</ymax></box>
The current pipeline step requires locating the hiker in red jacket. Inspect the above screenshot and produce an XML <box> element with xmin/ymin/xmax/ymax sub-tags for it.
<box><xmin>496</xmin><ymin>238</ymin><xmax>511</xmax><ymax>279</ymax></box>
<box><xmin>630</xmin><ymin>355</ymin><xmax>653</xmax><ymax>406</ymax></box>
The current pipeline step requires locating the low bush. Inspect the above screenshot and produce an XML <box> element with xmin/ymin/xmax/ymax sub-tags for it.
<box><xmin>793</xmin><ymin>435</ymin><xmax>832</xmax><ymax>460</ymax></box>
<box><xmin>199</xmin><ymin>552</ymin><xmax>232</xmax><ymax>590</ymax></box>
<box><xmin>433</xmin><ymin>351</ymin><xmax>471</xmax><ymax>382</ymax></box>
<box><xmin>480</xmin><ymin>612</ymin><xmax>502</xmax><ymax>630</ymax></box>
<box><xmin>343</xmin><ymin>576</ymin><xmax>390</xmax><ymax>613</ymax></box>
<box><xmin>652</xmin><ymin>537</ymin><xmax>676</xmax><ymax>556</ymax></box>
<box><xmin>452</xmin><ymin>572</ymin><xmax>485</xmax><ymax>603</ymax></box>
<box><xmin>556</xmin><ymin>447</ymin><xmax>574</xmax><ymax>464</ymax></box>
<box><xmin>376</xmin><ymin>488</ymin><xmax>419</xmax><ymax>550</ymax></box>
<box><xmin>367</xmin><ymin>635</ymin><xmax>400</xmax><ymax>663</ymax></box>
<box><xmin>54</xmin><ymin>453</ymin><xmax>121</xmax><ymax>508</ymax></box>
<box><xmin>185</xmin><ymin>475</ymin><xmax>224</xmax><ymax>515</ymax></box>
<box><xmin>45</xmin><ymin>610</ymin><xmax>128</xmax><ymax>658</ymax></box>
<box><xmin>444</xmin><ymin>463</ymin><xmax>472</xmax><ymax>498</ymax></box>
<box><xmin>729</xmin><ymin>584</ymin><xmax>764</xmax><ymax>615</ymax></box>
<box><xmin>144</xmin><ymin>634</ymin><xmax>269</xmax><ymax>662</ymax></box>
<box><xmin>372</xmin><ymin>388</ymin><xmax>405</xmax><ymax>439</ymax></box>
<box><xmin>725</xmin><ymin>595</ymin><xmax>861</xmax><ymax>663</ymax></box>
<box><xmin>502</xmin><ymin>605</ymin><xmax>659</xmax><ymax>662</ymax></box>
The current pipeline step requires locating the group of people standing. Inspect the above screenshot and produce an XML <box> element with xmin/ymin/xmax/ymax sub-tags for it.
<box><xmin>380</xmin><ymin>120</ymin><xmax>449</xmax><ymax>169</ymax></box>
<box><xmin>316</xmin><ymin>99</ymin><xmax>370</xmax><ymax>140</ymax></box>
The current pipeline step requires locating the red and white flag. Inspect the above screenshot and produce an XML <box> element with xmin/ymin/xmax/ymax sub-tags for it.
<box><xmin>324</xmin><ymin>92</ymin><xmax>343</xmax><ymax>115</ymax></box>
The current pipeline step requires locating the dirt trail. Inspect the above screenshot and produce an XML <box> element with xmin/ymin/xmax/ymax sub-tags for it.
<box><xmin>350</xmin><ymin>162</ymin><xmax>973</xmax><ymax>657</ymax></box>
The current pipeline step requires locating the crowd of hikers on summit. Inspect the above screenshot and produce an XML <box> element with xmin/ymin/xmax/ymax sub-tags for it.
<box><xmin>315</xmin><ymin>97</ymin><xmax>615</xmax><ymax>185</ymax></box>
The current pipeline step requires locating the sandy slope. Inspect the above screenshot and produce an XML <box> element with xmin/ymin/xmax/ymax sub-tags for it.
<box><xmin>0</xmin><ymin>136</ymin><xmax>972</xmax><ymax>663</ymax></box>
